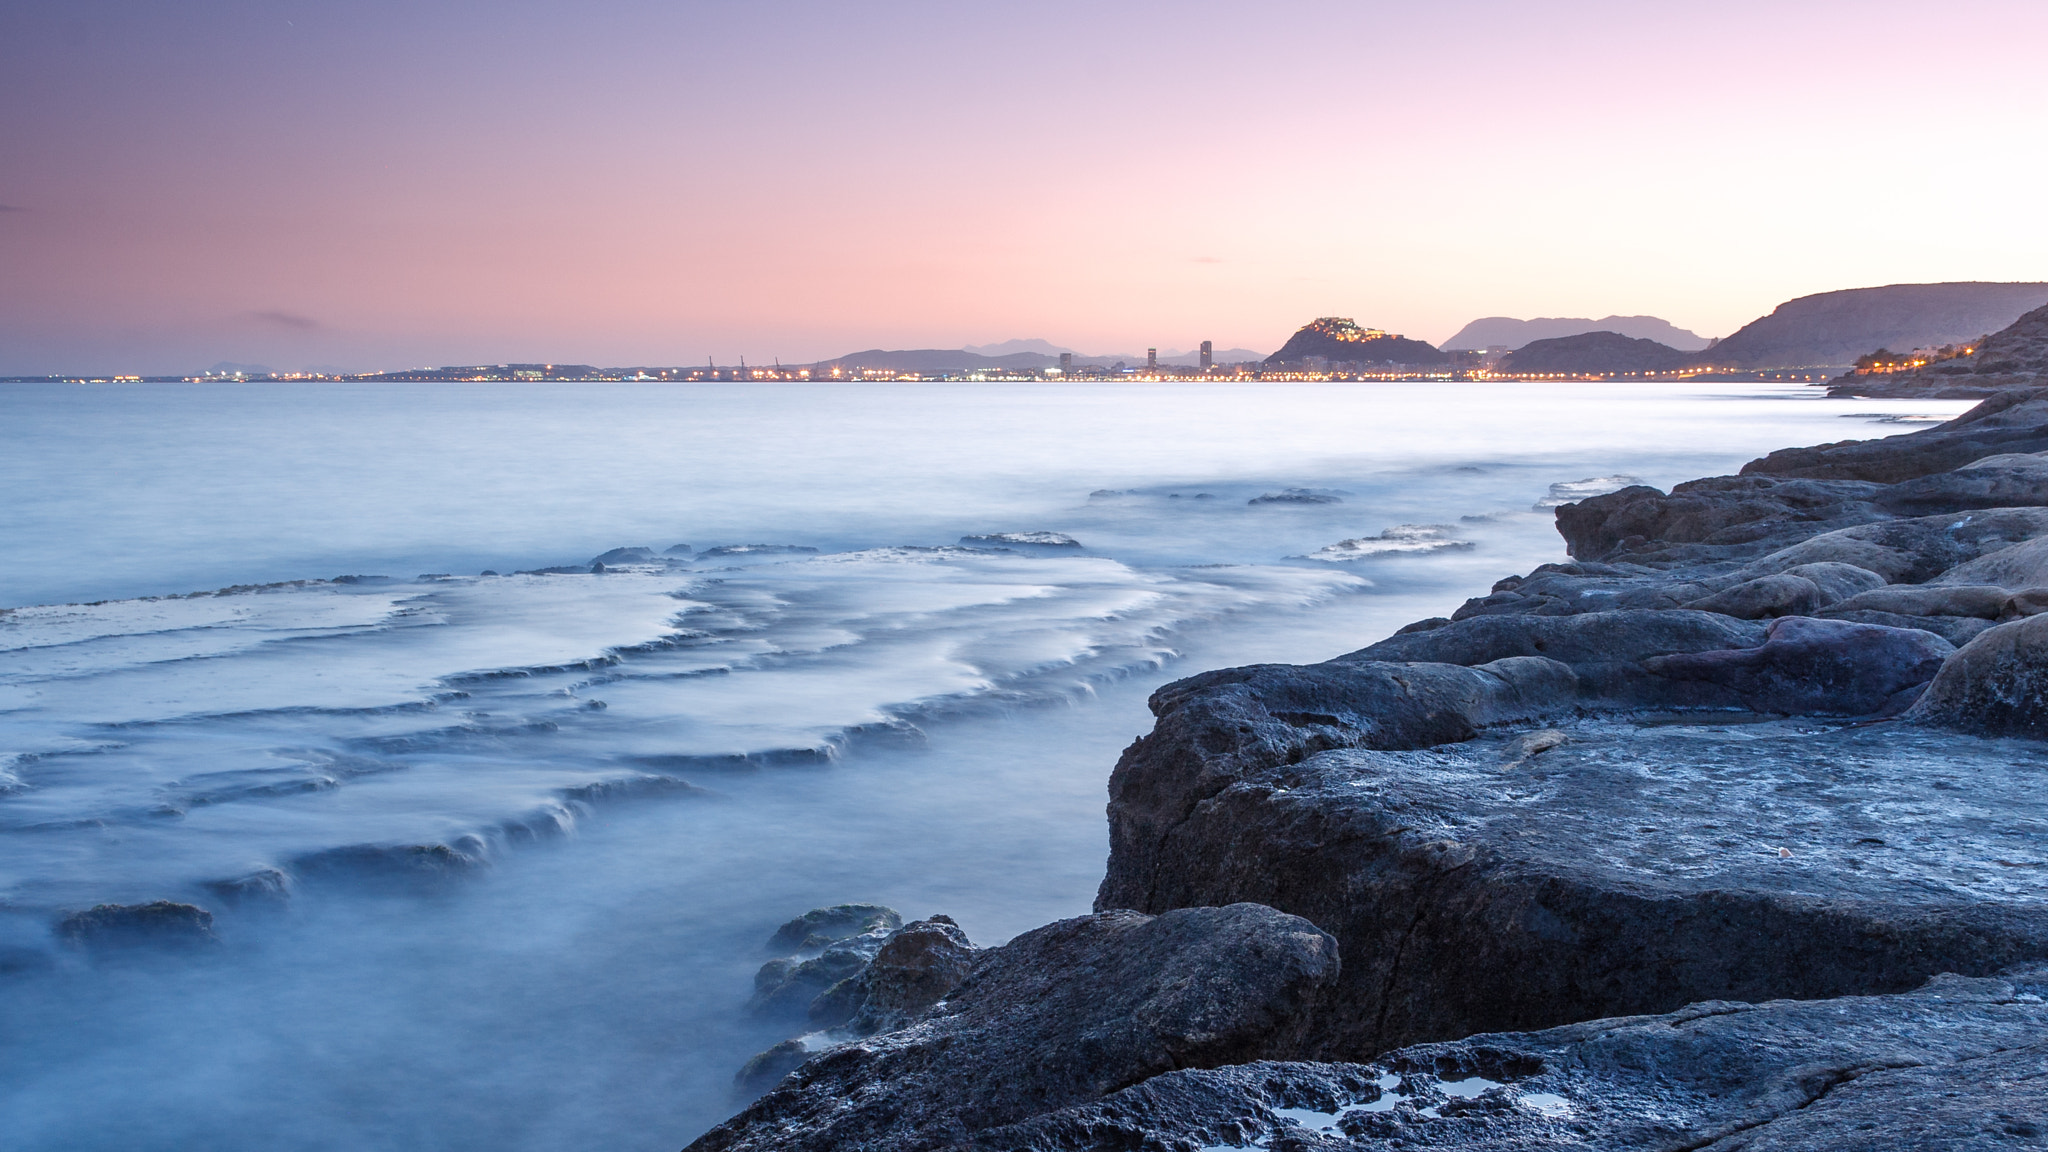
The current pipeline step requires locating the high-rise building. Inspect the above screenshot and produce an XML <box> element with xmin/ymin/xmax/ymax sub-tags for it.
<box><xmin>1199</xmin><ymin>340</ymin><xmax>1212</xmax><ymax>370</ymax></box>
<box><xmin>1059</xmin><ymin>352</ymin><xmax>1073</xmax><ymax>372</ymax></box>
<box><xmin>1146</xmin><ymin>348</ymin><xmax>1158</xmax><ymax>370</ymax></box>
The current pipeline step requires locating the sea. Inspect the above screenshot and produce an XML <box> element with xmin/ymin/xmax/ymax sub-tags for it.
<box><xmin>0</xmin><ymin>379</ymin><xmax>1968</xmax><ymax>1150</ymax></box>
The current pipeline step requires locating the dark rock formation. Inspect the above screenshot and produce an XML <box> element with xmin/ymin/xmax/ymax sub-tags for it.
<box><xmin>845</xmin><ymin>916</ymin><xmax>978</xmax><ymax>1034</ymax></box>
<box><xmin>56</xmin><ymin>901</ymin><xmax>218</xmax><ymax>950</ymax></box>
<box><xmin>1263</xmin><ymin>318</ymin><xmax>1447</xmax><ymax>368</ymax></box>
<box><xmin>1498</xmin><ymin>330</ymin><xmax>1692</xmax><ymax>375</ymax></box>
<box><xmin>1742</xmin><ymin>385</ymin><xmax>2048</xmax><ymax>482</ymax></box>
<box><xmin>1642</xmin><ymin>616</ymin><xmax>1951</xmax><ymax>715</ymax></box>
<box><xmin>1706</xmin><ymin>281</ymin><xmax>2048</xmax><ymax>369</ymax></box>
<box><xmin>957</xmin><ymin>532</ymin><xmax>1081</xmax><ymax>548</ymax></box>
<box><xmin>690</xmin><ymin>904</ymin><xmax>1339</xmax><ymax>1151</ymax></box>
<box><xmin>589</xmin><ymin>546</ymin><xmax>659</xmax><ymax>565</ymax></box>
<box><xmin>975</xmin><ymin>966</ymin><xmax>2048</xmax><ymax>1151</ymax></box>
<box><xmin>1250</xmin><ymin>488</ymin><xmax>1344</xmax><ymax>505</ymax></box>
<box><xmin>1904</xmin><ymin>613</ymin><xmax>2048</xmax><ymax>738</ymax></box>
<box><xmin>768</xmin><ymin>904</ymin><xmax>903</xmax><ymax>951</ymax></box>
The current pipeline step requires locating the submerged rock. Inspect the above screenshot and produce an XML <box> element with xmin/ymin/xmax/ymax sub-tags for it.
<box><xmin>587</xmin><ymin>546</ymin><xmax>659</xmax><ymax>565</ymax></box>
<box><xmin>1250</xmin><ymin>488</ymin><xmax>1343</xmax><ymax>506</ymax></box>
<box><xmin>1302</xmin><ymin>525</ymin><xmax>1472</xmax><ymax>561</ymax></box>
<box><xmin>692</xmin><ymin>904</ymin><xmax>1339</xmax><ymax>1152</ymax></box>
<box><xmin>957</xmin><ymin>532</ymin><xmax>1081</xmax><ymax>548</ymax></box>
<box><xmin>57</xmin><ymin>901</ymin><xmax>218</xmax><ymax>950</ymax></box>
<box><xmin>767</xmin><ymin>904</ymin><xmax>902</xmax><ymax>951</ymax></box>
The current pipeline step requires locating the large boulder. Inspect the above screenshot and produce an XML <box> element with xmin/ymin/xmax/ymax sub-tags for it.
<box><xmin>975</xmin><ymin>966</ymin><xmax>2048</xmax><ymax>1151</ymax></box>
<box><xmin>1733</xmin><ymin>506</ymin><xmax>2048</xmax><ymax>584</ymax></box>
<box><xmin>1906</xmin><ymin>613</ymin><xmax>2048</xmax><ymax>738</ymax></box>
<box><xmin>1098</xmin><ymin>711</ymin><xmax>2048</xmax><ymax>1058</ymax></box>
<box><xmin>1643</xmin><ymin>616</ymin><xmax>1954</xmax><ymax>716</ymax></box>
<box><xmin>55</xmin><ymin>901</ymin><xmax>218</xmax><ymax>951</ymax></box>
<box><xmin>688</xmin><ymin>904</ymin><xmax>1340</xmax><ymax>1152</ymax></box>
<box><xmin>1555</xmin><ymin>475</ymin><xmax>1885</xmax><ymax>562</ymax></box>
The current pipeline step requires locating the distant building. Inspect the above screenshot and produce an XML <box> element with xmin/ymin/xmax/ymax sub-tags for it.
<box><xmin>1146</xmin><ymin>348</ymin><xmax>1158</xmax><ymax>370</ymax></box>
<box><xmin>1199</xmin><ymin>341</ymin><xmax>1212</xmax><ymax>370</ymax></box>
<box><xmin>1059</xmin><ymin>352</ymin><xmax>1072</xmax><ymax>372</ymax></box>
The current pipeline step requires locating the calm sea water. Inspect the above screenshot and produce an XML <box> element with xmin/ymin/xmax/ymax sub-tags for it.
<box><xmin>0</xmin><ymin>380</ymin><xmax>1966</xmax><ymax>1150</ymax></box>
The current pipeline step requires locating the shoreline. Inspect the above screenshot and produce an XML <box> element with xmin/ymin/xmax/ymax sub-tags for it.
<box><xmin>694</xmin><ymin>385</ymin><xmax>2048</xmax><ymax>1150</ymax></box>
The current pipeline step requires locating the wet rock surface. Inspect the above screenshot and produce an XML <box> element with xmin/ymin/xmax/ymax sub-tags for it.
<box><xmin>692</xmin><ymin>905</ymin><xmax>1338</xmax><ymax>1152</ymax></box>
<box><xmin>979</xmin><ymin>965</ymin><xmax>2048</xmax><ymax>1151</ymax></box>
<box><xmin>56</xmin><ymin>901</ymin><xmax>219</xmax><ymax>950</ymax></box>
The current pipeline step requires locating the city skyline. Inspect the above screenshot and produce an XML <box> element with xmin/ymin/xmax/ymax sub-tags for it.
<box><xmin>4</xmin><ymin>0</ymin><xmax>2045</xmax><ymax>374</ymax></box>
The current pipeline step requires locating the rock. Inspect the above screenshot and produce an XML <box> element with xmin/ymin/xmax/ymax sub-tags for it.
<box><xmin>1345</xmin><ymin>608</ymin><xmax>1767</xmax><ymax>707</ymax></box>
<box><xmin>688</xmin><ymin>904</ymin><xmax>1340</xmax><ymax>1152</ymax></box>
<box><xmin>957</xmin><ymin>532</ymin><xmax>1080</xmax><ymax>548</ymax></box>
<box><xmin>976</xmin><ymin>966</ymin><xmax>2048</xmax><ymax>1151</ymax></box>
<box><xmin>56</xmin><ymin>901</ymin><xmax>218</xmax><ymax>950</ymax></box>
<box><xmin>1816</xmin><ymin>608</ymin><xmax>1997</xmax><ymax>647</ymax></box>
<box><xmin>1533</xmin><ymin>475</ymin><xmax>1643</xmax><ymax>509</ymax></box>
<box><xmin>291</xmin><ymin>840</ymin><xmax>486</xmax><ymax>887</ymax></box>
<box><xmin>1741</xmin><ymin>386</ymin><xmax>2048</xmax><ymax>482</ymax></box>
<box><xmin>1682</xmin><ymin>572</ymin><xmax>1825</xmax><ymax>618</ymax></box>
<box><xmin>663</xmin><ymin>543</ymin><xmax>694</xmax><ymax>556</ymax></box>
<box><xmin>1643</xmin><ymin>616</ymin><xmax>1954</xmax><ymax>716</ymax></box>
<box><xmin>1734</xmin><ymin>506</ymin><xmax>2048</xmax><ymax>584</ymax></box>
<box><xmin>1554</xmin><ymin>475</ymin><xmax>1885</xmax><ymax>562</ymax></box>
<box><xmin>1929</xmin><ymin>533</ymin><xmax>2048</xmax><ymax>590</ymax></box>
<box><xmin>587</xmin><ymin>546</ymin><xmax>658</xmax><ymax>565</ymax></box>
<box><xmin>750</xmin><ymin>927</ymin><xmax>894</xmax><ymax>1017</ymax></box>
<box><xmin>1302</xmin><ymin>525</ymin><xmax>1471</xmax><ymax>561</ymax></box>
<box><xmin>1878</xmin><ymin>451</ymin><xmax>2048</xmax><ymax>513</ymax></box>
<box><xmin>768</xmin><ymin>904</ymin><xmax>903</xmax><ymax>951</ymax></box>
<box><xmin>1906</xmin><ymin>613</ymin><xmax>2048</xmax><ymax>738</ymax></box>
<box><xmin>1826</xmin><ymin>583</ymin><xmax>2014</xmax><ymax>619</ymax></box>
<box><xmin>1250</xmin><ymin>488</ymin><xmax>1343</xmax><ymax>506</ymax></box>
<box><xmin>1099</xmin><ymin>710</ymin><xmax>2048</xmax><ymax>1059</ymax></box>
<box><xmin>700</xmin><ymin>544</ymin><xmax>820</xmax><ymax>558</ymax></box>
<box><xmin>848</xmin><ymin>915</ymin><xmax>978</xmax><ymax>1035</ymax></box>
<box><xmin>733</xmin><ymin>1040</ymin><xmax>811</xmax><ymax>1098</ymax></box>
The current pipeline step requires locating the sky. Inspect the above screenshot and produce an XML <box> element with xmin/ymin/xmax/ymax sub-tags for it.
<box><xmin>3</xmin><ymin>0</ymin><xmax>2046</xmax><ymax>374</ymax></box>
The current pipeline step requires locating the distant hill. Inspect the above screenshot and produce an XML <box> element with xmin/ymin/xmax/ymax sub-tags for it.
<box><xmin>812</xmin><ymin>348</ymin><xmax>1053</xmax><ymax>373</ymax></box>
<box><xmin>1442</xmin><ymin>315</ymin><xmax>1710</xmax><ymax>352</ymax></box>
<box><xmin>962</xmin><ymin>339</ymin><xmax>1269</xmax><ymax>367</ymax></box>
<box><xmin>1829</xmin><ymin>301</ymin><xmax>2048</xmax><ymax>398</ymax></box>
<box><xmin>1706</xmin><ymin>282</ymin><xmax>2048</xmax><ymax>369</ymax></box>
<box><xmin>1499</xmin><ymin>331</ymin><xmax>1692</xmax><ymax>375</ymax></box>
<box><xmin>1263</xmin><ymin>318</ymin><xmax>1446</xmax><ymax>368</ymax></box>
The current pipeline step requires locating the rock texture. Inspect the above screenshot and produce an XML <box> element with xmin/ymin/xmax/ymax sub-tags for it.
<box><xmin>978</xmin><ymin>965</ymin><xmax>2048</xmax><ymax>1151</ymax></box>
<box><xmin>689</xmin><ymin>904</ymin><xmax>1339</xmax><ymax>1151</ymax></box>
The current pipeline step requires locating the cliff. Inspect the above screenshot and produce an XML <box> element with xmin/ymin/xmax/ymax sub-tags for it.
<box><xmin>1496</xmin><ymin>330</ymin><xmax>1692</xmax><ymax>375</ymax></box>
<box><xmin>1263</xmin><ymin>318</ymin><xmax>1447</xmax><ymax>368</ymax></box>
<box><xmin>1705</xmin><ymin>281</ymin><xmax>2048</xmax><ymax>369</ymax></box>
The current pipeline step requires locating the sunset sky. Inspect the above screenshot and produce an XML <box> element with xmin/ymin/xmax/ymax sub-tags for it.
<box><xmin>4</xmin><ymin>0</ymin><xmax>2045</xmax><ymax>374</ymax></box>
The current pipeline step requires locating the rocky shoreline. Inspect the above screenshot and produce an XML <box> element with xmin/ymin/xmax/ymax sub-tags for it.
<box><xmin>691</xmin><ymin>387</ymin><xmax>2048</xmax><ymax>1151</ymax></box>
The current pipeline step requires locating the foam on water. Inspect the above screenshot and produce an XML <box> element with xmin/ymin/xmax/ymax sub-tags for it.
<box><xmin>0</xmin><ymin>380</ymin><xmax>1972</xmax><ymax>1150</ymax></box>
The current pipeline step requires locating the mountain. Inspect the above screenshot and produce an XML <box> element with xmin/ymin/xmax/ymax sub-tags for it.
<box><xmin>1706</xmin><ymin>282</ymin><xmax>2048</xmax><ymax>369</ymax></box>
<box><xmin>962</xmin><ymin>339</ymin><xmax>1073</xmax><ymax>357</ymax></box>
<box><xmin>1262</xmin><ymin>318</ymin><xmax>1446</xmax><ymax>368</ymax></box>
<box><xmin>1499</xmin><ymin>331</ymin><xmax>1692</xmax><ymax>375</ymax></box>
<box><xmin>1442</xmin><ymin>315</ymin><xmax>1710</xmax><ymax>352</ymax></box>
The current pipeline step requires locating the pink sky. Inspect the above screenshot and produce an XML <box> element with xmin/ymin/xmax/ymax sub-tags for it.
<box><xmin>3</xmin><ymin>0</ymin><xmax>2045</xmax><ymax>373</ymax></box>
